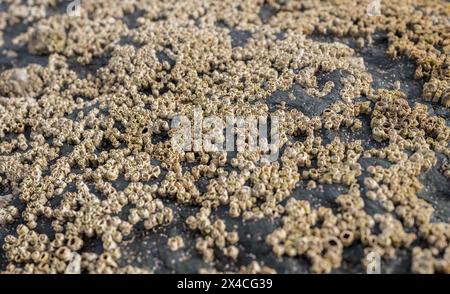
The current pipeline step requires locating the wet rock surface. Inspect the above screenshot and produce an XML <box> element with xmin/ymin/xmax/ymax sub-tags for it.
<box><xmin>0</xmin><ymin>1</ymin><xmax>449</xmax><ymax>274</ymax></box>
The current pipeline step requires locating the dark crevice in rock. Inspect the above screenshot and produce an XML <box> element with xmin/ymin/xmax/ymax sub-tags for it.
<box><xmin>123</xmin><ymin>9</ymin><xmax>145</xmax><ymax>29</ymax></box>
<box><xmin>291</xmin><ymin>182</ymin><xmax>345</xmax><ymax>212</ymax></box>
<box><xmin>230</xmin><ymin>29</ymin><xmax>252</xmax><ymax>48</ymax></box>
<box><xmin>67</xmin><ymin>52</ymin><xmax>112</xmax><ymax>79</ymax></box>
<box><xmin>418</xmin><ymin>153</ymin><xmax>450</xmax><ymax>223</ymax></box>
<box><xmin>156</xmin><ymin>50</ymin><xmax>176</xmax><ymax>68</ymax></box>
<box><xmin>266</xmin><ymin>83</ymin><xmax>341</xmax><ymax>117</ymax></box>
<box><xmin>151</xmin><ymin>131</ymin><xmax>169</xmax><ymax>145</ymax></box>
<box><xmin>258</xmin><ymin>2</ymin><xmax>276</xmax><ymax>24</ymax></box>
<box><xmin>118</xmin><ymin>35</ymin><xmax>142</xmax><ymax>48</ymax></box>
<box><xmin>45</xmin><ymin>1</ymin><xmax>71</xmax><ymax>17</ymax></box>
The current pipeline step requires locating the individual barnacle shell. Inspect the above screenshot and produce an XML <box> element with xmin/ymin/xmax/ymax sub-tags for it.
<box><xmin>16</xmin><ymin>224</ymin><xmax>29</xmax><ymax>237</ymax></box>
<box><xmin>65</xmin><ymin>253</ymin><xmax>82</xmax><ymax>274</ymax></box>
<box><xmin>56</xmin><ymin>246</ymin><xmax>73</xmax><ymax>262</ymax></box>
<box><xmin>223</xmin><ymin>245</ymin><xmax>239</xmax><ymax>260</ymax></box>
<box><xmin>67</xmin><ymin>236</ymin><xmax>84</xmax><ymax>251</ymax></box>
<box><xmin>339</xmin><ymin>230</ymin><xmax>355</xmax><ymax>246</ymax></box>
<box><xmin>168</xmin><ymin>236</ymin><xmax>185</xmax><ymax>251</ymax></box>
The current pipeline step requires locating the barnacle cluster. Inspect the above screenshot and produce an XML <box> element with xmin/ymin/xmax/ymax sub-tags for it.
<box><xmin>0</xmin><ymin>0</ymin><xmax>449</xmax><ymax>274</ymax></box>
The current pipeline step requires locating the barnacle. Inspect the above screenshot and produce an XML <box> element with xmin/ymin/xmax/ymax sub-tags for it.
<box><xmin>0</xmin><ymin>0</ymin><xmax>449</xmax><ymax>275</ymax></box>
